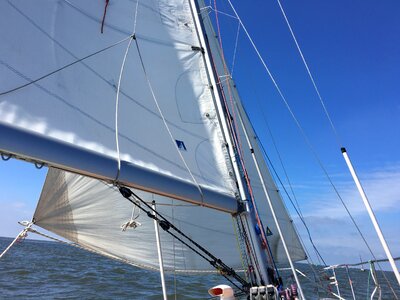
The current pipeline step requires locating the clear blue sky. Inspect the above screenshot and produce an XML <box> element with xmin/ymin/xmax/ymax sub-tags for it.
<box><xmin>1</xmin><ymin>0</ymin><xmax>399</xmax><ymax>268</ymax></box>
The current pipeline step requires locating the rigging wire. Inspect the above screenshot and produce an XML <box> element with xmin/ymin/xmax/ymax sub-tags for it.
<box><xmin>274</xmin><ymin>1</ymin><xmax>399</xmax><ymax>293</ymax></box>
<box><xmin>218</xmin><ymin>2</ymin><xmax>400</xmax><ymax>297</ymax></box>
<box><xmin>247</xmin><ymin>109</ymin><xmax>326</xmax><ymax>266</ymax></box>
<box><xmin>251</xmin><ymin>101</ymin><xmax>327</xmax><ymax>268</ymax></box>
<box><xmin>230</xmin><ymin>21</ymin><xmax>241</xmax><ymax>77</ymax></box>
<box><xmin>275</xmin><ymin>0</ymin><xmax>341</xmax><ymax>147</ymax></box>
<box><xmin>0</xmin><ymin>35</ymin><xmax>133</xmax><ymax>96</ymax></box>
<box><xmin>224</xmin><ymin>0</ymin><xmax>393</xmax><ymax>285</ymax></box>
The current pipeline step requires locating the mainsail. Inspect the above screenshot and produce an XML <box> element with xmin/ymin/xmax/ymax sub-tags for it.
<box><xmin>1</xmin><ymin>0</ymin><xmax>305</xmax><ymax>284</ymax></box>
<box><xmin>0</xmin><ymin>0</ymin><xmax>238</xmax><ymax>212</ymax></box>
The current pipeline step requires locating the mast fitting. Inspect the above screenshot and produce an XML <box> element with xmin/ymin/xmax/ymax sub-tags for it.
<box><xmin>191</xmin><ymin>45</ymin><xmax>205</xmax><ymax>53</ymax></box>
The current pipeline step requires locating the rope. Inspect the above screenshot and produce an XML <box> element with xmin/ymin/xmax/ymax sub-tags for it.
<box><xmin>114</xmin><ymin>0</ymin><xmax>140</xmax><ymax>182</ymax></box>
<box><xmin>120</xmin><ymin>198</ymin><xmax>141</xmax><ymax>231</ymax></box>
<box><xmin>0</xmin><ymin>35</ymin><xmax>133</xmax><ymax>96</ymax></box>
<box><xmin>0</xmin><ymin>222</ymin><xmax>32</xmax><ymax>259</ymax></box>
<box><xmin>275</xmin><ymin>0</ymin><xmax>341</xmax><ymax>147</ymax></box>
<box><xmin>133</xmin><ymin>38</ymin><xmax>205</xmax><ymax>204</ymax></box>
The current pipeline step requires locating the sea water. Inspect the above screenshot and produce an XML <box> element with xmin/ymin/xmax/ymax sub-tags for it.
<box><xmin>0</xmin><ymin>237</ymin><xmax>399</xmax><ymax>299</ymax></box>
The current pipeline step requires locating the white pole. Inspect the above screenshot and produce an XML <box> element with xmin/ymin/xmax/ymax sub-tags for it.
<box><xmin>332</xmin><ymin>268</ymin><xmax>341</xmax><ymax>298</ymax></box>
<box><xmin>235</xmin><ymin>102</ymin><xmax>305</xmax><ymax>300</ymax></box>
<box><xmin>341</xmin><ymin>148</ymin><xmax>400</xmax><ymax>286</ymax></box>
<box><xmin>345</xmin><ymin>265</ymin><xmax>357</xmax><ymax>300</ymax></box>
<box><xmin>152</xmin><ymin>202</ymin><xmax>168</xmax><ymax>300</ymax></box>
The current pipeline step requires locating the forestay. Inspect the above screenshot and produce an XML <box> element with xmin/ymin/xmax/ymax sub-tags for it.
<box><xmin>0</xmin><ymin>0</ymin><xmax>238</xmax><ymax>212</ymax></box>
<box><xmin>34</xmin><ymin>168</ymin><xmax>243</xmax><ymax>273</ymax></box>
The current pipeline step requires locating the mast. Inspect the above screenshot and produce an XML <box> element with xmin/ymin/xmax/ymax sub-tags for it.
<box><xmin>188</xmin><ymin>0</ymin><xmax>271</xmax><ymax>285</ymax></box>
<box><xmin>234</xmin><ymin>100</ymin><xmax>305</xmax><ymax>298</ymax></box>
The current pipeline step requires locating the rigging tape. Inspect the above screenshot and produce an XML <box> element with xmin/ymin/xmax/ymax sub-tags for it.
<box><xmin>100</xmin><ymin>0</ymin><xmax>110</xmax><ymax>34</ymax></box>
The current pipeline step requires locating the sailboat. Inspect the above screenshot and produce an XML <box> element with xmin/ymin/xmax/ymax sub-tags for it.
<box><xmin>1</xmin><ymin>0</ymin><xmax>399</xmax><ymax>299</ymax></box>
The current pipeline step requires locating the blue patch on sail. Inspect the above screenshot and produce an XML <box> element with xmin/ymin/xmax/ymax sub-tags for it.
<box><xmin>176</xmin><ymin>140</ymin><xmax>187</xmax><ymax>151</ymax></box>
<box><xmin>266</xmin><ymin>226</ymin><xmax>273</xmax><ymax>236</ymax></box>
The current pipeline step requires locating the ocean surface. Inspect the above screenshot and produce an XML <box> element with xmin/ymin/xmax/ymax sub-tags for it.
<box><xmin>1</xmin><ymin>237</ymin><xmax>399</xmax><ymax>299</ymax></box>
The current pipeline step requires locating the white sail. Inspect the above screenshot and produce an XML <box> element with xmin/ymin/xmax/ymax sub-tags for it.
<box><xmin>0</xmin><ymin>0</ymin><xmax>238</xmax><ymax>212</ymax></box>
<box><xmin>198</xmin><ymin>2</ymin><xmax>306</xmax><ymax>263</ymax></box>
<box><xmin>34</xmin><ymin>168</ymin><xmax>243</xmax><ymax>273</ymax></box>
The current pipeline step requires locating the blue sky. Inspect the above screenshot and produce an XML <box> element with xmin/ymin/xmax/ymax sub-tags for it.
<box><xmin>213</xmin><ymin>0</ymin><xmax>400</xmax><ymax>267</ymax></box>
<box><xmin>1</xmin><ymin>0</ymin><xmax>399</xmax><ymax>269</ymax></box>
